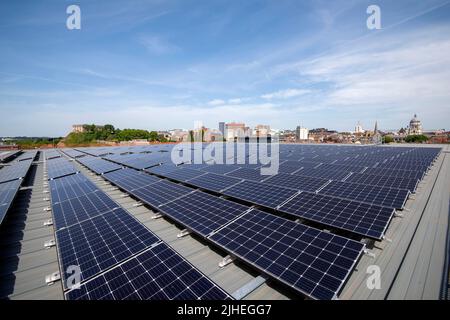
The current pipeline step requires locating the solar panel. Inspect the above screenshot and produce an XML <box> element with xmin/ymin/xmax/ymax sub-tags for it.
<box><xmin>56</xmin><ymin>207</ymin><xmax>160</xmax><ymax>289</ymax></box>
<box><xmin>144</xmin><ymin>163</ymin><xmax>179</xmax><ymax>175</ymax></box>
<box><xmin>52</xmin><ymin>190</ymin><xmax>120</xmax><ymax>230</ymax></box>
<box><xmin>161</xmin><ymin>167</ymin><xmax>207</xmax><ymax>182</ymax></box>
<box><xmin>65</xmin><ymin>243</ymin><xmax>233</xmax><ymax>300</ymax></box>
<box><xmin>225</xmin><ymin>167</ymin><xmax>269</xmax><ymax>182</ymax></box>
<box><xmin>264</xmin><ymin>173</ymin><xmax>329</xmax><ymax>192</ymax></box>
<box><xmin>0</xmin><ymin>160</ymin><xmax>32</xmax><ymax>183</ymax></box>
<box><xmin>0</xmin><ymin>179</ymin><xmax>22</xmax><ymax>225</ymax></box>
<box><xmin>200</xmin><ymin>164</ymin><xmax>242</xmax><ymax>175</ymax></box>
<box><xmin>208</xmin><ymin>209</ymin><xmax>365</xmax><ymax>300</ymax></box>
<box><xmin>222</xmin><ymin>180</ymin><xmax>299</xmax><ymax>209</ymax></box>
<box><xmin>159</xmin><ymin>190</ymin><xmax>250</xmax><ymax>237</ymax></box>
<box><xmin>49</xmin><ymin>174</ymin><xmax>98</xmax><ymax>203</ymax></box>
<box><xmin>278</xmin><ymin>192</ymin><xmax>395</xmax><ymax>239</ymax></box>
<box><xmin>318</xmin><ymin>180</ymin><xmax>410</xmax><ymax>209</ymax></box>
<box><xmin>186</xmin><ymin>172</ymin><xmax>242</xmax><ymax>193</ymax></box>
<box><xmin>293</xmin><ymin>168</ymin><xmax>351</xmax><ymax>181</ymax></box>
<box><xmin>362</xmin><ymin>167</ymin><xmax>423</xmax><ymax>181</ymax></box>
<box><xmin>344</xmin><ymin>173</ymin><xmax>419</xmax><ymax>192</ymax></box>
<box><xmin>77</xmin><ymin>156</ymin><xmax>122</xmax><ymax>174</ymax></box>
<box><xmin>46</xmin><ymin>158</ymin><xmax>78</xmax><ymax>180</ymax></box>
<box><xmin>131</xmin><ymin>180</ymin><xmax>194</xmax><ymax>208</ymax></box>
<box><xmin>103</xmin><ymin>168</ymin><xmax>161</xmax><ymax>192</ymax></box>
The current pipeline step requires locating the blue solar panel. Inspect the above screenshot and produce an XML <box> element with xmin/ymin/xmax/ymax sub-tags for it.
<box><xmin>77</xmin><ymin>156</ymin><xmax>122</xmax><ymax>174</ymax></box>
<box><xmin>278</xmin><ymin>191</ymin><xmax>395</xmax><ymax>239</ymax></box>
<box><xmin>103</xmin><ymin>168</ymin><xmax>161</xmax><ymax>192</ymax></box>
<box><xmin>161</xmin><ymin>167</ymin><xmax>207</xmax><ymax>182</ymax></box>
<box><xmin>65</xmin><ymin>243</ymin><xmax>233</xmax><ymax>300</ymax></box>
<box><xmin>131</xmin><ymin>180</ymin><xmax>194</xmax><ymax>208</ymax></box>
<box><xmin>225</xmin><ymin>167</ymin><xmax>269</xmax><ymax>182</ymax></box>
<box><xmin>293</xmin><ymin>167</ymin><xmax>351</xmax><ymax>181</ymax></box>
<box><xmin>344</xmin><ymin>173</ymin><xmax>419</xmax><ymax>192</ymax></box>
<box><xmin>46</xmin><ymin>158</ymin><xmax>78</xmax><ymax>180</ymax></box>
<box><xmin>56</xmin><ymin>207</ymin><xmax>160</xmax><ymax>289</ymax></box>
<box><xmin>222</xmin><ymin>180</ymin><xmax>299</xmax><ymax>209</ymax></box>
<box><xmin>208</xmin><ymin>209</ymin><xmax>365</xmax><ymax>300</ymax></box>
<box><xmin>186</xmin><ymin>172</ymin><xmax>242</xmax><ymax>193</ymax></box>
<box><xmin>49</xmin><ymin>174</ymin><xmax>98</xmax><ymax>203</ymax></box>
<box><xmin>0</xmin><ymin>179</ymin><xmax>22</xmax><ymax>225</ymax></box>
<box><xmin>318</xmin><ymin>180</ymin><xmax>410</xmax><ymax>209</ymax></box>
<box><xmin>159</xmin><ymin>190</ymin><xmax>250</xmax><ymax>237</ymax></box>
<box><xmin>0</xmin><ymin>160</ymin><xmax>33</xmax><ymax>183</ymax></box>
<box><xmin>264</xmin><ymin>173</ymin><xmax>329</xmax><ymax>192</ymax></box>
<box><xmin>52</xmin><ymin>190</ymin><xmax>119</xmax><ymax>230</ymax></box>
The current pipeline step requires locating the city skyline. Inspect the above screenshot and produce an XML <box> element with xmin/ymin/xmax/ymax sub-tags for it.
<box><xmin>1</xmin><ymin>0</ymin><xmax>450</xmax><ymax>136</ymax></box>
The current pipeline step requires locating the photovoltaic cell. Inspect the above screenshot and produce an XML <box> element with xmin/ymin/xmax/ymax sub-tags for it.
<box><xmin>344</xmin><ymin>173</ymin><xmax>418</xmax><ymax>192</ymax></box>
<box><xmin>222</xmin><ymin>180</ymin><xmax>299</xmax><ymax>209</ymax></box>
<box><xmin>52</xmin><ymin>190</ymin><xmax>120</xmax><ymax>230</ymax></box>
<box><xmin>318</xmin><ymin>180</ymin><xmax>410</xmax><ymax>209</ymax></box>
<box><xmin>209</xmin><ymin>209</ymin><xmax>365</xmax><ymax>300</ymax></box>
<box><xmin>279</xmin><ymin>192</ymin><xmax>395</xmax><ymax>239</ymax></box>
<box><xmin>0</xmin><ymin>179</ymin><xmax>22</xmax><ymax>225</ymax></box>
<box><xmin>131</xmin><ymin>180</ymin><xmax>194</xmax><ymax>208</ymax></box>
<box><xmin>77</xmin><ymin>156</ymin><xmax>123</xmax><ymax>174</ymax></box>
<box><xmin>56</xmin><ymin>207</ymin><xmax>160</xmax><ymax>288</ymax></box>
<box><xmin>161</xmin><ymin>167</ymin><xmax>207</xmax><ymax>182</ymax></box>
<box><xmin>263</xmin><ymin>173</ymin><xmax>329</xmax><ymax>192</ymax></box>
<box><xmin>49</xmin><ymin>174</ymin><xmax>98</xmax><ymax>203</ymax></box>
<box><xmin>225</xmin><ymin>167</ymin><xmax>269</xmax><ymax>182</ymax></box>
<box><xmin>159</xmin><ymin>190</ymin><xmax>249</xmax><ymax>237</ymax></box>
<box><xmin>186</xmin><ymin>172</ymin><xmax>242</xmax><ymax>193</ymax></box>
<box><xmin>103</xmin><ymin>168</ymin><xmax>161</xmax><ymax>192</ymax></box>
<box><xmin>65</xmin><ymin>243</ymin><xmax>233</xmax><ymax>300</ymax></box>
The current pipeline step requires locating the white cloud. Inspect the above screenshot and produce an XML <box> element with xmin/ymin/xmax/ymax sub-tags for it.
<box><xmin>228</xmin><ymin>98</ymin><xmax>242</xmax><ymax>104</ymax></box>
<box><xmin>207</xmin><ymin>99</ymin><xmax>225</xmax><ymax>106</ymax></box>
<box><xmin>261</xmin><ymin>88</ymin><xmax>311</xmax><ymax>100</ymax></box>
<box><xmin>139</xmin><ymin>35</ymin><xmax>179</xmax><ymax>55</ymax></box>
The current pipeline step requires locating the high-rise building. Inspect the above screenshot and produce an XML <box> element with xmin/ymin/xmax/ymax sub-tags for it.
<box><xmin>296</xmin><ymin>126</ymin><xmax>309</xmax><ymax>141</ymax></box>
<box><xmin>219</xmin><ymin>122</ymin><xmax>225</xmax><ymax>137</ymax></box>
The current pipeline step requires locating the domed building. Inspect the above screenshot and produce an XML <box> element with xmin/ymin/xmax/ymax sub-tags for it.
<box><xmin>408</xmin><ymin>114</ymin><xmax>423</xmax><ymax>135</ymax></box>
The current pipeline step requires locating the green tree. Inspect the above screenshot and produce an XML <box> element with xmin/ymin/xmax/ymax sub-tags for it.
<box><xmin>405</xmin><ymin>135</ymin><xmax>428</xmax><ymax>143</ymax></box>
<box><xmin>383</xmin><ymin>136</ymin><xmax>394</xmax><ymax>144</ymax></box>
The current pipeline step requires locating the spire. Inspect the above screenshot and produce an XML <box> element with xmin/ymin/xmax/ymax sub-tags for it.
<box><xmin>374</xmin><ymin>121</ymin><xmax>378</xmax><ymax>134</ymax></box>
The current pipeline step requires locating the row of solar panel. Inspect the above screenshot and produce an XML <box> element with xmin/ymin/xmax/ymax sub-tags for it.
<box><xmin>45</xmin><ymin>152</ymin><xmax>79</xmax><ymax>180</ymax></box>
<box><xmin>47</xmin><ymin>171</ymin><xmax>232</xmax><ymax>300</ymax></box>
<box><xmin>94</xmin><ymin>167</ymin><xmax>366</xmax><ymax>300</ymax></box>
<box><xmin>0</xmin><ymin>151</ymin><xmax>36</xmax><ymax>225</ymax></box>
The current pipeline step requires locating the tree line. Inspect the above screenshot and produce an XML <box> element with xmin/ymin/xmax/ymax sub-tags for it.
<box><xmin>65</xmin><ymin>124</ymin><xmax>168</xmax><ymax>145</ymax></box>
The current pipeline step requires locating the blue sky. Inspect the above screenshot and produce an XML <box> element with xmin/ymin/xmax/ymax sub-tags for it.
<box><xmin>1</xmin><ymin>0</ymin><xmax>450</xmax><ymax>136</ymax></box>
